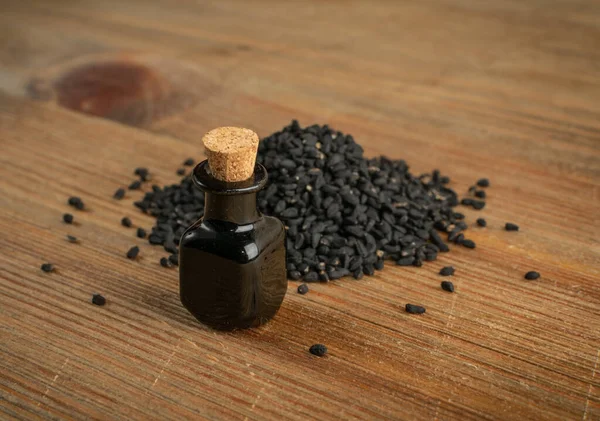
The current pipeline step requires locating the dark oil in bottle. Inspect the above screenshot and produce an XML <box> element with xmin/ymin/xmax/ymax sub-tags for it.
<box><xmin>179</xmin><ymin>160</ymin><xmax>287</xmax><ymax>330</ymax></box>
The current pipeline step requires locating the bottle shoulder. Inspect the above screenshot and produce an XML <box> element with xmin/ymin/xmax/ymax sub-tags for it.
<box><xmin>180</xmin><ymin>216</ymin><xmax>284</xmax><ymax>263</ymax></box>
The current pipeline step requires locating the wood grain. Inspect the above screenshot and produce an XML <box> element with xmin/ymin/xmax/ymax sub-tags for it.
<box><xmin>1</xmin><ymin>0</ymin><xmax>599</xmax><ymax>420</ymax></box>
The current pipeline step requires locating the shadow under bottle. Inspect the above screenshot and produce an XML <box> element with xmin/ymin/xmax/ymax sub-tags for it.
<box><xmin>179</xmin><ymin>161</ymin><xmax>287</xmax><ymax>330</ymax></box>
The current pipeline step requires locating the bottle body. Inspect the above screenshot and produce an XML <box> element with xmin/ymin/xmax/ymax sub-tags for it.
<box><xmin>179</xmin><ymin>161</ymin><xmax>287</xmax><ymax>330</ymax></box>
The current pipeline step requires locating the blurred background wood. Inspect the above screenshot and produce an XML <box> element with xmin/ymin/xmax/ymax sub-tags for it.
<box><xmin>1</xmin><ymin>0</ymin><xmax>599</xmax><ymax>420</ymax></box>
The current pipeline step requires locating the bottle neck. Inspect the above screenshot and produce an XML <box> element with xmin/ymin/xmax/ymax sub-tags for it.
<box><xmin>193</xmin><ymin>160</ymin><xmax>268</xmax><ymax>225</ymax></box>
<box><xmin>203</xmin><ymin>192</ymin><xmax>261</xmax><ymax>225</ymax></box>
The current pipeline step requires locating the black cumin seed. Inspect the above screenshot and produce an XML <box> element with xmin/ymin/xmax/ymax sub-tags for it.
<box><xmin>476</xmin><ymin>178</ymin><xmax>490</xmax><ymax>187</ymax></box>
<box><xmin>297</xmin><ymin>283</ymin><xmax>309</xmax><ymax>294</ymax></box>
<box><xmin>169</xmin><ymin>254</ymin><xmax>179</xmax><ymax>266</ymax></box>
<box><xmin>453</xmin><ymin>233</ymin><xmax>465</xmax><ymax>244</ymax></box>
<box><xmin>91</xmin><ymin>294</ymin><xmax>106</xmax><ymax>306</ymax></box>
<box><xmin>460</xmin><ymin>239</ymin><xmax>476</xmax><ymax>249</ymax></box>
<box><xmin>429</xmin><ymin>230</ymin><xmax>449</xmax><ymax>253</ymax></box>
<box><xmin>524</xmin><ymin>271</ymin><xmax>540</xmax><ymax>280</ymax></box>
<box><xmin>439</xmin><ymin>266</ymin><xmax>454</xmax><ymax>276</ymax></box>
<box><xmin>136</xmin><ymin>228</ymin><xmax>147</xmax><ymax>238</ymax></box>
<box><xmin>149</xmin><ymin>234</ymin><xmax>164</xmax><ymax>245</ymax></box>
<box><xmin>68</xmin><ymin>196</ymin><xmax>84</xmax><ymax>210</ymax></box>
<box><xmin>126</xmin><ymin>246</ymin><xmax>139</xmax><ymax>259</ymax></box>
<box><xmin>63</xmin><ymin>213</ymin><xmax>74</xmax><ymax>224</ymax></box>
<box><xmin>405</xmin><ymin>304</ymin><xmax>426</xmax><ymax>314</ymax></box>
<box><xmin>505</xmin><ymin>223</ymin><xmax>519</xmax><ymax>231</ymax></box>
<box><xmin>160</xmin><ymin>257</ymin><xmax>172</xmax><ymax>268</ymax></box>
<box><xmin>183</xmin><ymin>158</ymin><xmax>195</xmax><ymax>166</ymax></box>
<box><xmin>304</xmin><ymin>271</ymin><xmax>319</xmax><ymax>282</ymax></box>
<box><xmin>176</xmin><ymin>168</ymin><xmax>186</xmax><ymax>176</ymax></box>
<box><xmin>280</xmin><ymin>207</ymin><xmax>299</xmax><ymax>218</ymax></box>
<box><xmin>113</xmin><ymin>188</ymin><xmax>125</xmax><ymax>200</ymax></box>
<box><xmin>309</xmin><ymin>344</ymin><xmax>327</xmax><ymax>357</ymax></box>
<box><xmin>164</xmin><ymin>243</ymin><xmax>178</xmax><ymax>254</ymax></box>
<box><xmin>121</xmin><ymin>217</ymin><xmax>132</xmax><ymax>227</ymax></box>
<box><xmin>441</xmin><ymin>281</ymin><xmax>455</xmax><ymax>292</ymax></box>
<box><xmin>289</xmin><ymin>270</ymin><xmax>301</xmax><ymax>280</ymax></box>
<box><xmin>129</xmin><ymin>180</ymin><xmax>142</xmax><ymax>190</ymax></box>
<box><xmin>471</xmin><ymin>200</ymin><xmax>485</xmax><ymax>210</ymax></box>
<box><xmin>396</xmin><ymin>257</ymin><xmax>414</xmax><ymax>266</ymax></box>
<box><xmin>66</xmin><ymin>235</ymin><xmax>78</xmax><ymax>243</ymax></box>
<box><xmin>476</xmin><ymin>218</ymin><xmax>487</xmax><ymax>227</ymax></box>
<box><xmin>475</xmin><ymin>190</ymin><xmax>486</xmax><ymax>199</ymax></box>
<box><xmin>41</xmin><ymin>263</ymin><xmax>54</xmax><ymax>273</ymax></box>
<box><xmin>134</xmin><ymin>167</ymin><xmax>149</xmax><ymax>181</ymax></box>
<box><xmin>448</xmin><ymin>230</ymin><xmax>462</xmax><ymax>243</ymax></box>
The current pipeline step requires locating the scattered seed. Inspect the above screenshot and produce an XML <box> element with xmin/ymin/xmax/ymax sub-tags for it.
<box><xmin>136</xmin><ymin>228</ymin><xmax>147</xmax><ymax>238</ymax></box>
<box><xmin>309</xmin><ymin>344</ymin><xmax>328</xmax><ymax>357</ymax></box>
<box><xmin>460</xmin><ymin>239</ymin><xmax>476</xmax><ymax>249</ymax></box>
<box><xmin>68</xmin><ymin>196</ymin><xmax>84</xmax><ymax>210</ymax></box>
<box><xmin>63</xmin><ymin>213</ymin><xmax>74</xmax><ymax>224</ymax></box>
<box><xmin>149</xmin><ymin>234</ymin><xmax>163</xmax><ymax>245</ymax></box>
<box><xmin>169</xmin><ymin>254</ymin><xmax>179</xmax><ymax>266</ymax></box>
<box><xmin>66</xmin><ymin>235</ymin><xmax>78</xmax><ymax>243</ymax></box>
<box><xmin>126</xmin><ymin>246</ymin><xmax>139</xmax><ymax>259</ymax></box>
<box><xmin>41</xmin><ymin>263</ymin><xmax>54</xmax><ymax>273</ymax></box>
<box><xmin>160</xmin><ymin>257</ymin><xmax>172</xmax><ymax>268</ymax></box>
<box><xmin>471</xmin><ymin>200</ymin><xmax>486</xmax><ymax>210</ymax></box>
<box><xmin>477</xmin><ymin>178</ymin><xmax>490</xmax><ymax>187</ymax></box>
<box><xmin>176</xmin><ymin>168</ymin><xmax>186</xmax><ymax>176</ymax></box>
<box><xmin>441</xmin><ymin>281</ymin><xmax>455</xmax><ymax>292</ymax></box>
<box><xmin>113</xmin><ymin>188</ymin><xmax>126</xmax><ymax>200</ymax></box>
<box><xmin>524</xmin><ymin>271</ymin><xmax>540</xmax><ymax>280</ymax></box>
<box><xmin>134</xmin><ymin>167</ymin><xmax>149</xmax><ymax>181</ymax></box>
<box><xmin>121</xmin><ymin>217</ymin><xmax>132</xmax><ymax>227</ymax></box>
<box><xmin>505</xmin><ymin>223</ymin><xmax>519</xmax><ymax>231</ymax></box>
<box><xmin>476</xmin><ymin>218</ymin><xmax>487</xmax><ymax>227</ymax></box>
<box><xmin>91</xmin><ymin>294</ymin><xmax>106</xmax><ymax>306</ymax></box>
<box><xmin>129</xmin><ymin>180</ymin><xmax>142</xmax><ymax>190</ymax></box>
<box><xmin>183</xmin><ymin>158</ymin><xmax>195</xmax><ymax>166</ymax></box>
<box><xmin>453</xmin><ymin>233</ymin><xmax>465</xmax><ymax>244</ymax></box>
<box><xmin>297</xmin><ymin>283</ymin><xmax>309</xmax><ymax>294</ymax></box>
<box><xmin>475</xmin><ymin>190</ymin><xmax>486</xmax><ymax>199</ymax></box>
<box><xmin>439</xmin><ymin>266</ymin><xmax>455</xmax><ymax>276</ymax></box>
<box><xmin>405</xmin><ymin>304</ymin><xmax>426</xmax><ymax>314</ymax></box>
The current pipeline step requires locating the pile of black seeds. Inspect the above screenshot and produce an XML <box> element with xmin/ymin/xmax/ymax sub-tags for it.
<box><xmin>130</xmin><ymin>121</ymin><xmax>489</xmax><ymax>281</ymax></box>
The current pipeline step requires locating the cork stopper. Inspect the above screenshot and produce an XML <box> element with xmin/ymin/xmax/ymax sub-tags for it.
<box><xmin>202</xmin><ymin>127</ymin><xmax>260</xmax><ymax>182</ymax></box>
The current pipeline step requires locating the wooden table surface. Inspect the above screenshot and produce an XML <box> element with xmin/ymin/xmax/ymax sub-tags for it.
<box><xmin>1</xmin><ymin>1</ymin><xmax>599</xmax><ymax>420</ymax></box>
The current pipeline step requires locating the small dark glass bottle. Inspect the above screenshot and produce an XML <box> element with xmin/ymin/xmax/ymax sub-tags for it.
<box><xmin>179</xmin><ymin>160</ymin><xmax>287</xmax><ymax>330</ymax></box>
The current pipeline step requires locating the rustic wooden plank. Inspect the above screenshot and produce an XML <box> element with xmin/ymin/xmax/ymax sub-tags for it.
<box><xmin>1</xmin><ymin>0</ymin><xmax>600</xmax><ymax>420</ymax></box>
